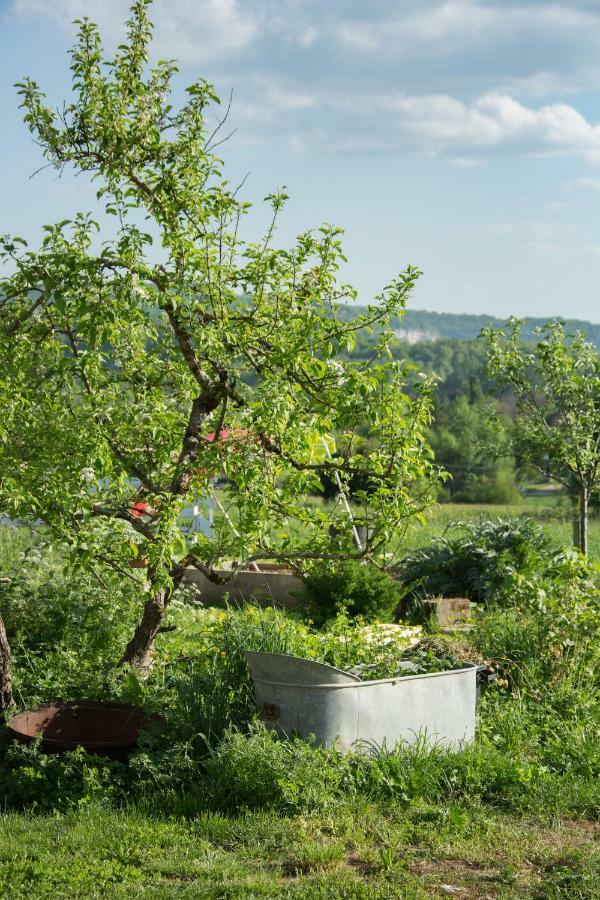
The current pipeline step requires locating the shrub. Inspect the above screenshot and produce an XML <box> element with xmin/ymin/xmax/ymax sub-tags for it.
<box><xmin>300</xmin><ymin>561</ymin><xmax>403</xmax><ymax>626</ymax></box>
<box><xmin>396</xmin><ymin>516</ymin><xmax>556</xmax><ymax>617</ymax></box>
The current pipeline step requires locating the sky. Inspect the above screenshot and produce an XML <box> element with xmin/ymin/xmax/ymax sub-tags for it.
<box><xmin>1</xmin><ymin>0</ymin><xmax>600</xmax><ymax>322</ymax></box>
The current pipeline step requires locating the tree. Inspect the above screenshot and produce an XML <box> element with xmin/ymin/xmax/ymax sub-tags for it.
<box><xmin>429</xmin><ymin>390</ymin><xmax>520</xmax><ymax>504</ymax></box>
<box><xmin>483</xmin><ymin>319</ymin><xmax>600</xmax><ymax>556</ymax></box>
<box><xmin>0</xmin><ymin>1</ymin><xmax>440</xmax><ymax>668</ymax></box>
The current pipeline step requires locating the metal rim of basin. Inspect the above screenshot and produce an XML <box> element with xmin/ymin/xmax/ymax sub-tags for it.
<box><xmin>247</xmin><ymin>667</ymin><xmax>477</xmax><ymax>689</ymax></box>
<box><xmin>245</xmin><ymin>652</ymin><xmax>477</xmax><ymax>689</ymax></box>
<box><xmin>6</xmin><ymin>701</ymin><xmax>161</xmax><ymax>752</ymax></box>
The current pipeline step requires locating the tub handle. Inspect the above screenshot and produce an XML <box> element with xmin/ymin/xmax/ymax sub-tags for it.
<box><xmin>476</xmin><ymin>666</ymin><xmax>497</xmax><ymax>688</ymax></box>
<box><xmin>259</xmin><ymin>703</ymin><xmax>281</xmax><ymax>721</ymax></box>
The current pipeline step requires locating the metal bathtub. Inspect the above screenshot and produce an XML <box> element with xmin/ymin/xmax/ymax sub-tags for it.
<box><xmin>245</xmin><ymin>651</ymin><xmax>479</xmax><ymax>752</ymax></box>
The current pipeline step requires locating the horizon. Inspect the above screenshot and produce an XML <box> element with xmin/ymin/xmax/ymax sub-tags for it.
<box><xmin>1</xmin><ymin>0</ymin><xmax>600</xmax><ymax>322</ymax></box>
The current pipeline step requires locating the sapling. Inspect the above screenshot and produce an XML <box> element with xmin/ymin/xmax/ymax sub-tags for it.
<box><xmin>483</xmin><ymin>320</ymin><xmax>600</xmax><ymax>557</ymax></box>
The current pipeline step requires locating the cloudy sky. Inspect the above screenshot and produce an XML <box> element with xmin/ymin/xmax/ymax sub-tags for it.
<box><xmin>1</xmin><ymin>0</ymin><xmax>600</xmax><ymax>320</ymax></box>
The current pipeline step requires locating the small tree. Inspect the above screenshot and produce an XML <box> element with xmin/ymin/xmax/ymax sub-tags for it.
<box><xmin>0</xmin><ymin>2</ymin><xmax>440</xmax><ymax>668</ymax></box>
<box><xmin>483</xmin><ymin>319</ymin><xmax>600</xmax><ymax>556</ymax></box>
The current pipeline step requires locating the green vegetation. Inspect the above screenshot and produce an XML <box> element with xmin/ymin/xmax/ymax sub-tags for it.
<box><xmin>396</xmin><ymin>500</ymin><xmax>600</xmax><ymax>563</ymax></box>
<box><xmin>0</xmin><ymin>5</ymin><xmax>599</xmax><ymax>898</ymax></box>
<box><xmin>396</xmin><ymin>516</ymin><xmax>588</xmax><ymax>615</ymax></box>
<box><xmin>0</xmin><ymin>2</ymin><xmax>439</xmax><ymax>670</ymax></box>
<box><xmin>299</xmin><ymin>560</ymin><xmax>404</xmax><ymax>626</ymax></box>
<box><xmin>484</xmin><ymin>320</ymin><xmax>600</xmax><ymax>556</ymax></box>
<box><xmin>2</xmin><ymin>804</ymin><xmax>598</xmax><ymax>899</ymax></box>
<box><xmin>0</xmin><ymin>509</ymin><xmax>598</xmax><ymax>896</ymax></box>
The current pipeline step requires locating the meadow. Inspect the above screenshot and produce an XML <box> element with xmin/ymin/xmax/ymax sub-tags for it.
<box><xmin>0</xmin><ymin>502</ymin><xmax>598</xmax><ymax>899</ymax></box>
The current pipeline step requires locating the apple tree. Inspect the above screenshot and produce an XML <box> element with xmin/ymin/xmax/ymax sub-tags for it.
<box><xmin>0</xmin><ymin>1</ymin><xmax>440</xmax><ymax>667</ymax></box>
<box><xmin>484</xmin><ymin>319</ymin><xmax>600</xmax><ymax>557</ymax></box>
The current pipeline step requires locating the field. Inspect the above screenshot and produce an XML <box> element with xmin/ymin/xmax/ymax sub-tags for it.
<box><xmin>0</xmin><ymin>505</ymin><xmax>598</xmax><ymax>899</ymax></box>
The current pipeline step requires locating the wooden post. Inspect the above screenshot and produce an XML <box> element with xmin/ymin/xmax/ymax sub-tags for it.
<box><xmin>0</xmin><ymin>579</ymin><xmax>12</xmax><ymax>713</ymax></box>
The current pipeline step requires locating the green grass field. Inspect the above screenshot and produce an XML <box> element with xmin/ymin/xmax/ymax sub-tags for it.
<box><xmin>1</xmin><ymin>803</ymin><xmax>598</xmax><ymax>898</ymax></box>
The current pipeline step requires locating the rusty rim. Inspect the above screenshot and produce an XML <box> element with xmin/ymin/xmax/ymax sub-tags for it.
<box><xmin>7</xmin><ymin>701</ymin><xmax>161</xmax><ymax>751</ymax></box>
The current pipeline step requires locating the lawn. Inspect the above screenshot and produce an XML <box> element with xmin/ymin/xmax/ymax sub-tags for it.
<box><xmin>1</xmin><ymin>804</ymin><xmax>598</xmax><ymax>898</ymax></box>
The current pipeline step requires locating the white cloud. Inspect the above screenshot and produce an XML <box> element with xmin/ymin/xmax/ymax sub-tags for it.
<box><xmin>297</xmin><ymin>25</ymin><xmax>318</xmax><ymax>47</ymax></box>
<box><xmin>12</xmin><ymin>0</ymin><xmax>259</xmax><ymax>61</ymax></box>
<box><xmin>338</xmin><ymin>1</ymin><xmax>495</xmax><ymax>49</ymax></box>
<box><xmin>234</xmin><ymin>79</ymin><xmax>317</xmax><ymax>126</ymax></box>
<box><xmin>572</xmin><ymin>177</ymin><xmax>600</xmax><ymax>190</ymax></box>
<box><xmin>11</xmin><ymin>0</ymin><xmax>600</xmax><ymax>164</ymax></box>
<box><xmin>378</xmin><ymin>92</ymin><xmax>600</xmax><ymax>161</ymax></box>
<box><xmin>337</xmin><ymin>1</ymin><xmax>599</xmax><ymax>54</ymax></box>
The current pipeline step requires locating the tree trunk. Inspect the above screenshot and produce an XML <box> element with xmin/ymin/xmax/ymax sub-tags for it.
<box><xmin>578</xmin><ymin>486</ymin><xmax>589</xmax><ymax>558</ymax></box>
<box><xmin>0</xmin><ymin>617</ymin><xmax>12</xmax><ymax>714</ymax></box>
<box><xmin>572</xmin><ymin>507</ymin><xmax>580</xmax><ymax>550</ymax></box>
<box><xmin>120</xmin><ymin>587</ymin><xmax>168</xmax><ymax>670</ymax></box>
<box><xmin>120</xmin><ymin>565</ymin><xmax>187</xmax><ymax>670</ymax></box>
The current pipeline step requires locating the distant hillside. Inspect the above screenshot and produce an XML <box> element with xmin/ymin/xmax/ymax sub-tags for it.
<box><xmin>341</xmin><ymin>306</ymin><xmax>600</xmax><ymax>347</ymax></box>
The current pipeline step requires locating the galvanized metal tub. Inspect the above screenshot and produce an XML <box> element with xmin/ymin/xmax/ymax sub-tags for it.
<box><xmin>245</xmin><ymin>651</ymin><xmax>478</xmax><ymax>752</ymax></box>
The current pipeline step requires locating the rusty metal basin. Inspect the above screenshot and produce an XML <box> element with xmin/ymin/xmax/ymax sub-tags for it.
<box><xmin>7</xmin><ymin>702</ymin><xmax>161</xmax><ymax>759</ymax></box>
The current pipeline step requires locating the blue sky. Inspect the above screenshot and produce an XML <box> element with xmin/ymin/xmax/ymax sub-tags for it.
<box><xmin>1</xmin><ymin>0</ymin><xmax>600</xmax><ymax>321</ymax></box>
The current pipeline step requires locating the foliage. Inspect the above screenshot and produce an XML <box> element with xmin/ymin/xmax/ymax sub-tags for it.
<box><xmin>395</xmin><ymin>516</ymin><xmax>581</xmax><ymax>615</ymax></box>
<box><xmin>0</xmin><ymin>524</ymin><xmax>598</xmax><ymax>850</ymax></box>
<box><xmin>299</xmin><ymin>560</ymin><xmax>404</xmax><ymax>626</ymax></box>
<box><xmin>0</xmin><ymin>740</ymin><xmax>127</xmax><ymax>812</ymax></box>
<box><xmin>0</xmin><ymin>2</ymin><xmax>440</xmax><ymax>666</ymax></box>
<box><xmin>202</xmin><ymin>723</ymin><xmax>353</xmax><ymax>813</ymax></box>
<box><xmin>483</xmin><ymin>319</ymin><xmax>600</xmax><ymax>556</ymax></box>
<box><xmin>430</xmin><ymin>393</ymin><xmax>520</xmax><ymax>503</ymax></box>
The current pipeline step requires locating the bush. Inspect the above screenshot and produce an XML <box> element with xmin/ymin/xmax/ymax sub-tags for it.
<box><xmin>396</xmin><ymin>516</ymin><xmax>556</xmax><ymax>617</ymax></box>
<box><xmin>300</xmin><ymin>561</ymin><xmax>403</xmax><ymax>626</ymax></box>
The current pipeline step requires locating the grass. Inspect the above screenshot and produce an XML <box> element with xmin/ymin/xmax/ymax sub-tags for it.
<box><xmin>0</xmin><ymin>803</ymin><xmax>598</xmax><ymax>898</ymax></box>
<box><xmin>0</xmin><ymin>507</ymin><xmax>598</xmax><ymax>899</ymax></box>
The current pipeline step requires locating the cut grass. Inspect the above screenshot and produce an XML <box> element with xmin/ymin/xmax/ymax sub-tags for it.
<box><xmin>0</xmin><ymin>803</ymin><xmax>598</xmax><ymax>899</ymax></box>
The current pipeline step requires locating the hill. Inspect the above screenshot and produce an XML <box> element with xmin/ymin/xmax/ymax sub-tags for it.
<box><xmin>341</xmin><ymin>306</ymin><xmax>600</xmax><ymax>346</ymax></box>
